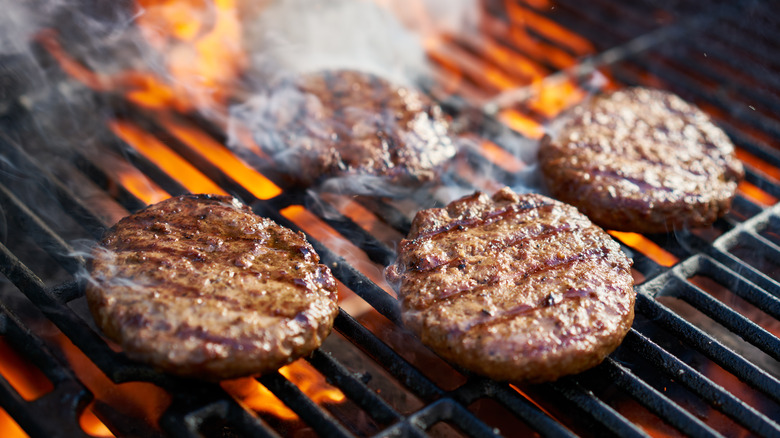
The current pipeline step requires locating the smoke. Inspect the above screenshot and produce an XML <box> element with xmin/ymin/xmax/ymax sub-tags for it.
<box><xmin>242</xmin><ymin>0</ymin><xmax>424</xmax><ymax>86</ymax></box>
<box><xmin>241</xmin><ymin>0</ymin><xmax>479</xmax><ymax>86</ymax></box>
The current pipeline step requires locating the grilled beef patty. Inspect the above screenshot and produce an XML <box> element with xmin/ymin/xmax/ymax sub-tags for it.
<box><xmin>386</xmin><ymin>188</ymin><xmax>635</xmax><ymax>383</ymax></box>
<box><xmin>539</xmin><ymin>87</ymin><xmax>744</xmax><ymax>234</ymax></box>
<box><xmin>86</xmin><ymin>194</ymin><xmax>339</xmax><ymax>380</ymax></box>
<box><xmin>244</xmin><ymin>69</ymin><xmax>457</xmax><ymax>189</ymax></box>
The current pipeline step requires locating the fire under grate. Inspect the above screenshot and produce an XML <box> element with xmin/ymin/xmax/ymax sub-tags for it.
<box><xmin>1</xmin><ymin>0</ymin><xmax>779</xmax><ymax>437</ymax></box>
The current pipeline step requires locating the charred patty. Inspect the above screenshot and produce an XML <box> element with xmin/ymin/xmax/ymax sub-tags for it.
<box><xmin>539</xmin><ymin>87</ymin><xmax>744</xmax><ymax>234</ymax></box>
<box><xmin>386</xmin><ymin>187</ymin><xmax>635</xmax><ymax>383</ymax></box>
<box><xmin>86</xmin><ymin>194</ymin><xmax>339</xmax><ymax>380</ymax></box>
<box><xmin>240</xmin><ymin>69</ymin><xmax>457</xmax><ymax>189</ymax></box>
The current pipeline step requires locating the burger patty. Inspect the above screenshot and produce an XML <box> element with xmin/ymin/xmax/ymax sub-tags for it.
<box><xmin>539</xmin><ymin>87</ymin><xmax>744</xmax><ymax>234</ymax></box>
<box><xmin>86</xmin><ymin>194</ymin><xmax>339</xmax><ymax>380</ymax></box>
<box><xmin>242</xmin><ymin>69</ymin><xmax>457</xmax><ymax>189</ymax></box>
<box><xmin>386</xmin><ymin>187</ymin><xmax>635</xmax><ymax>383</ymax></box>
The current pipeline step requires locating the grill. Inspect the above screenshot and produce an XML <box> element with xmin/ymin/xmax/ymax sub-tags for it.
<box><xmin>1</xmin><ymin>0</ymin><xmax>779</xmax><ymax>437</ymax></box>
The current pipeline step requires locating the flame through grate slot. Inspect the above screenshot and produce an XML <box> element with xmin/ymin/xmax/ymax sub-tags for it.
<box><xmin>1</xmin><ymin>0</ymin><xmax>780</xmax><ymax>437</ymax></box>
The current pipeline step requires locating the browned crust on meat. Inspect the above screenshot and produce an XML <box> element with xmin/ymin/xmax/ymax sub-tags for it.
<box><xmin>386</xmin><ymin>188</ymin><xmax>635</xmax><ymax>383</ymax></box>
<box><xmin>251</xmin><ymin>69</ymin><xmax>456</xmax><ymax>187</ymax></box>
<box><xmin>86</xmin><ymin>194</ymin><xmax>339</xmax><ymax>380</ymax></box>
<box><xmin>539</xmin><ymin>87</ymin><xmax>744</xmax><ymax>234</ymax></box>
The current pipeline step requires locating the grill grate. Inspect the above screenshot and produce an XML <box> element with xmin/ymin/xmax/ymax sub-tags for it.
<box><xmin>2</xmin><ymin>0</ymin><xmax>780</xmax><ymax>437</ymax></box>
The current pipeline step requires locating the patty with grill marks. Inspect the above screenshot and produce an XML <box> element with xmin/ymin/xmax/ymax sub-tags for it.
<box><xmin>241</xmin><ymin>69</ymin><xmax>457</xmax><ymax>190</ymax></box>
<box><xmin>538</xmin><ymin>87</ymin><xmax>744</xmax><ymax>234</ymax></box>
<box><xmin>86</xmin><ymin>194</ymin><xmax>339</xmax><ymax>380</ymax></box>
<box><xmin>386</xmin><ymin>187</ymin><xmax>635</xmax><ymax>383</ymax></box>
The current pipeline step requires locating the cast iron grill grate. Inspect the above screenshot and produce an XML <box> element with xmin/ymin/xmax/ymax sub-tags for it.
<box><xmin>1</xmin><ymin>0</ymin><xmax>779</xmax><ymax>437</ymax></box>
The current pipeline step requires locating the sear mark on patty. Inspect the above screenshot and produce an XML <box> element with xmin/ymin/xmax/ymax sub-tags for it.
<box><xmin>386</xmin><ymin>187</ymin><xmax>635</xmax><ymax>383</ymax></box>
<box><xmin>87</xmin><ymin>194</ymin><xmax>339</xmax><ymax>381</ymax></box>
<box><xmin>237</xmin><ymin>69</ymin><xmax>457</xmax><ymax>191</ymax></box>
<box><xmin>538</xmin><ymin>87</ymin><xmax>744</xmax><ymax>234</ymax></box>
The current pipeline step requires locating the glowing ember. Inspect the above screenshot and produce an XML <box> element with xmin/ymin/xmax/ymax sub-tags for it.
<box><xmin>498</xmin><ymin>109</ymin><xmax>545</xmax><ymax>139</ymax></box>
<box><xmin>222</xmin><ymin>360</ymin><xmax>345</xmax><ymax>421</ymax></box>
<box><xmin>79</xmin><ymin>404</ymin><xmax>114</xmax><ymax>438</ymax></box>
<box><xmin>738</xmin><ymin>181</ymin><xmax>777</xmax><ymax>207</ymax></box>
<box><xmin>0</xmin><ymin>408</ymin><xmax>27</xmax><ymax>438</ymax></box>
<box><xmin>608</xmin><ymin>231</ymin><xmax>678</xmax><ymax>267</ymax></box>
<box><xmin>115</xmin><ymin>169</ymin><xmax>170</xmax><ymax>206</ymax></box>
<box><xmin>161</xmin><ymin>116</ymin><xmax>282</xmax><ymax>200</ymax></box>
<box><xmin>509</xmin><ymin>384</ymin><xmax>556</xmax><ymax>419</ymax></box>
<box><xmin>282</xmin><ymin>205</ymin><xmax>396</xmax><ymax>296</ymax></box>
<box><xmin>479</xmin><ymin>140</ymin><xmax>527</xmax><ymax>173</ymax></box>
<box><xmin>0</xmin><ymin>337</ymin><xmax>53</xmax><ymax>401</ymax></box>
<box><xmin>52</xmin><ymin>332</ymin><xmax>172</xmax><ymax>437</ymax></box>
<box><xmin>525</xmin><ymin>78</ymin><xmax>586</xmax><ymax>118</ymax></box>
<box><xmin>109</xmin><ymin>119</ymin><xmax>227</xmax><ymax>195</ymax></box>
<box><xmin>505</xmin><ymin>1</ymin><xmax>593</xmax><ymax>56</ymax></box>
<box><xmin>735</xmin><ymin>149</ymin><xmax>780</xmax><ymax>181</ymax></box>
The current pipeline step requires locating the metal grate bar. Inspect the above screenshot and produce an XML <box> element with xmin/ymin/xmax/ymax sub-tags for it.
<box><xmin>728</xmin><ymin>196</ymin><xmax>766</xmax><ymax>222</ymax></box>
<box><xmin>0</xmin><ymin>303</ymin><xmax>91</xmax><ymax>438</ymax></box>
<box><xmin>707</xmin><ymin>206</ymin><xmax>780</xmax><ymax>295</ymax></box>
<box><xmin>0</xmin><ymin>241</ymin><xmax>160</xmax><ymax>385</ymax></box>
<box><xmin>0</xmin><ymin>182</ymin><xmax>84</xmax><ymax>276</ymax></box>
<box><xmin>711</xmin><ymin>15</ymin><xmax>780</xmax><ymax>71</ymax></box>
<box><xmin>258</xmin><ymin>371</ymin><xmax>353</xmax><ymax>438</ymax></box>
<box><xmin>406</xmin><ymin>398</ymin><xmax>499</xmax><ymax>438</ymax></box>
<box><xmin>306</xmin><ymin>349</ymin><xmax>401</xmax><ymax>425</ymax></box>
<box><xmin>678</xmin><ymin>255</ymin><xmax>780</xmax><ymax>324</ymax></box>
<box><xmin>302</xmin><ymin>191</ymin><xmax>398</xmax><ymax>266</ymax></box>
<box><xmin>663</xmin><ymin>43</ymin><xmax>780</xmax><ymax>117</ymax></box>
<box><xmin>449</xmin><ymin>379</ymin><xmax>577</xmax><ymax>437</ymax></box>
<box><xmin>72</xmin><ymin>153</ymin><xmax>149</xmax><ymax>214</ymax></box>
<box><xmin>549</xmin><ymin>378</ymin><xmax>650</xmax><ymax>438</ymax></box>
<box><xmin>160</xmin><ymin>393</ymin><xmax>282</xmax><ymax>438</ymax></box>
<box><xmin>601</xmin><ymin>357</ymin><xmax>722</xmax><ymax>438</ymax></box>
<box><xmin>627</xmin><ymin>56</ymin><xmax>780</xmax><ymax>141</ymax></box>
<box><xmin>333</xmin><ymin>311</ymin><xmax>443</xmax><ymax>400</ymax></box>
<box><xmin>624</xmin><ymin>330</ymin><xmax>780</xmax><ymax>438</ymax></box>
<box><xmin>0</xmin><ymin>132</ymin><xmax>107</xmax><ymax>240</ymax></box>
<box><xmin>102</xmin><ymin>132</ymin><xmax>191</xmax><ymax>198</ymax></box>
<box><xmin>689</xmin><ymin>35</ymin><xmax>780</xmax><ymax>94</ymax></box>
<box><xmin>670</xmin><ymin>274</ymin><xmax>780</xmax><ymax>362</ymax></box>
<box><xmin>488</xmin><ymin>385</ymin><xmax>577</xmax><ymax>437</ymax></box>
<box><xmin>353</xmin><ymin>197</ymin><xmax>413</xmax><ymax>234</ymax></box>
<box><xmin>743</xmin><ymin>167</ymin><xmax>780</xmax><ymax>201</ymax></box>
<box><xmin>634</xmin><ymin>293</ymin><xmax>780</xmax><ymax>405</ymax></box>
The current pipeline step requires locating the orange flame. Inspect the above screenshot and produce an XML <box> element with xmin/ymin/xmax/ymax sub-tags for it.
<box><xmin>134</xmin><ymin>0</ymin><xmax>247</xmax><ymax>111</ymax></box>
<box><xmin>0</xmin><ymin>337</ymin><xmax>54</xmax><ymax>401</ymax></box>
<box><xmin>608</xmin><ymin>231</ymin><xmax>678</xmax><ymax>267</ymax></box>
<box><xmin>282</xmin><ymin>205</ymin><xmax>395</xmax><ymax>296</ymax></box>
<box><xmin>222</xmin><ymin>360</ymin><xmax>345</xmax><ymax>421</ymax></box>
<box><xmin>53</xmin><ymin>332</ymin><xmax>171</xmax><ymax>437</ymax></box>
<box><xmin>160</xmin><ymin>116</ymin><xmax>282</xmax><ymax>200</ymax></box>
<box><xmin>735</xmin><ymin>149</ymin><xmax>780</xmax><ymax>181</ymax></box>
<box><xmin>498</xmin><ymin>109</ymin><xmax>545</xmax><ymax>139</ymax></box>
<box><xmin>738</xmin><ymin>181</ymin><xmax>777</xmax><ymax>207</ymax></box>
<box><xmin>95</xmin><ymin>153</ymin><xmax>170</xmax><ymax>206</ymax></box>
<box><xmin>39</xmin><ymin>0</ymin><xmax>246</xmax><ymax>112</ymax></box>
<box><xmin>0</xmin><ymin>408</ymin><xmax>27</xmax><ymax>438</ymax></box>
<box><xmin>115</xmin><ymin>170</ymin><xmax>170</xmax><ymax>206</ymax></box>
<box><xmin>109</xmin><ymin>119</ymin><xmax>226</xmax><ymax>195</ymax></box>
<box><xmin>79</xmin><ymin>404</ymin><xmax>114</xmax><ymax>438</ymax></box>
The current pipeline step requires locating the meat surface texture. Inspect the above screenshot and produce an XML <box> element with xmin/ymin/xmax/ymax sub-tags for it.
<box><xmin>244</xmin><ymin>69</ymin><xmax>457</xmax><ymax>189</ymax></box>
<box><xmin>87</xmin><ymin>194</ymin><xmax>339</xmax><ymax>380</ymax></box>
<box><xmin>386</xmin><ymin>187</ymin><xmax>635</xmax><ymax>383</ymax></box>
<box><xmin>538</xmin><ymin>87</ymin><xmax>744</xmax><ymax>234</ymax></box>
